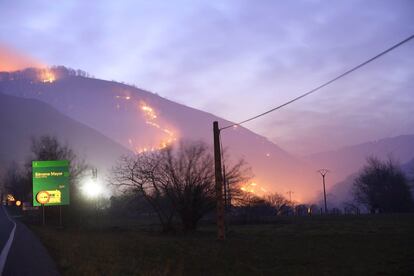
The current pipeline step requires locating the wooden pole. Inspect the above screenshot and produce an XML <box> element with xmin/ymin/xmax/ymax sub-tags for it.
<box><xmin>213</xmin><ymin>121</ymin><xmax>225</xmax><ymax>240</ymax></box>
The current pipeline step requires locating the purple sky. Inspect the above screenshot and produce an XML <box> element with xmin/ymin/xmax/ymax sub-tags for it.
<box><xmin>1</xmin><ymin>0</ymin><xmax>414</xmax><ymax>155</ymax></box>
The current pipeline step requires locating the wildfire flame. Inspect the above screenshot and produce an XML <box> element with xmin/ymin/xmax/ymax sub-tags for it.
<box><xmin>115</xmin><ymin>95</ymin><xmax>131</xmax><ymax>100</ymax></box>
<box><xmin>114</xmin><ymin>92</ymin><xmax>178</xmax><ymax>153</ymax></box>
<box><xmin>39</xmin><ymin>69</ymin><xmax>56</xmax><ymax>83</ymax></box>
<box><xmin>240</xmin><ymin>182</ymin><xmax>268</xmax><ymax>195</ymax></box>
<box><xmin>139</xmin><ymin>101</ymin><xmax>177</xmax><ymax>152</ymax></box>
<box><xmin>141</xmin><ymin>104</ymin><xmax>157</xmax><ymax>120</ymax></box>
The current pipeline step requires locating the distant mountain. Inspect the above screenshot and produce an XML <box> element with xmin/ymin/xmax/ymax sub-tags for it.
<box><xmin>0</xmin><ymin>67</ymin><xmax>316</xmax><ymax>200</ymax></box>
<box><xmin>326</xmin><ymin>173</ymin><xmax>357</xmax><ymax>208</ymax></box>
<box><xmin>309</xmin><ymin>136</ymin><xmax>414</xmax><ymax>206</ymax></box>
<box><xmin>401</xmin><ymin>158</ymin><xmax>414</xmax><ymax>180</ymax></box>
<box><xmin>0</xmin><ymin>92</ymin><xmax>130</xmax><ymax>175</ymax></box>
<box><xmin>327</xmin><ymin>157</ymin><xmax>414</xmax><ymax>208</ymax></box>
<box><xmin>306</xmin><ymin>134</ymin><xmax>414</xmax><ymax>186</ymax></box>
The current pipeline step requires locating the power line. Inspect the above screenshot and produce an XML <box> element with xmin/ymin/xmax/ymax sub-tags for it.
<box><xmin>221</xmin><ymin>34</ymin><xmax>414</xmax><ymax>130</ymax></box>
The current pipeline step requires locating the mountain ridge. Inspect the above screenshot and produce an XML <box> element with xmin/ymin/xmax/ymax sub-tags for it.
<box><xmin>1</xmin><ymin>67</ymin><xmax>315</xmax><ymax>200</ymax></box>
<box><xmin>306</xmin><ymin>134</ymin><xmax>414</xmax><ymax>185</ymax></box>
<box><xmin>0</xmin><ymin>92</ymin><xmax>130</xmax><ymax>176</ymax></box>
<box><xmin>4</xmin><ymin>67</ymin><xmax>413</xmax><ymax>202</ymax></box>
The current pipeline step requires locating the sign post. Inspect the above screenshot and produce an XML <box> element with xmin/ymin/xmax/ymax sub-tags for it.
<box><xmin>59</xmin><ymin>206</ymin><xmax>62</xmax><ymax>228</ymax></box>
<box><xmin>42</xmin><ymin>204</ymin><xmax>45</xmax><ymax>225</ymax></box>
<box><xmin>32</xmin><ymin>160</ymin><xmax>70</xmax><ymax>226</ymax></box>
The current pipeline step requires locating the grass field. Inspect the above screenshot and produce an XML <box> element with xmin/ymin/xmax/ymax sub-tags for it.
<box><xmin>31</xmin><ymin>214</ymin><xmax>414</xmax><ymax>275</ymax></box>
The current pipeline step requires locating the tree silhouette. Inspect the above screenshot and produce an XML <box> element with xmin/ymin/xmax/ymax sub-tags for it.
<box><xmin>111</xmin><ymin>141</ymin><xmax>249</xmax><ymax>232</ymax></box>
<box><xmin>265</xmin><ymin>193</ymin><xmax>289</xmax><ymax>215</ymax></box>
<box><xmin>1</xmin><ymin>161</ymin><xmax>28</xmax><ymax>202</ymax></box>
<box><xmin>353</xmin><ymin>157</ymin><xmax>413</xmax><ymax>213</ymax></box>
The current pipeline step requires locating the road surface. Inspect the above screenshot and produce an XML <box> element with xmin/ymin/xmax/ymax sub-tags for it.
<box><xmin>0</xmin><ymin>206</ymin><xmax>59</xmax><ymax>275</ymax></box>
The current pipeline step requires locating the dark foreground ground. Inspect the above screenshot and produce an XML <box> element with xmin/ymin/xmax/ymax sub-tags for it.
<box><xmin>31</xmin><ymin>214</ymin><xmax>414</xmax><ymax>275</ymax></box>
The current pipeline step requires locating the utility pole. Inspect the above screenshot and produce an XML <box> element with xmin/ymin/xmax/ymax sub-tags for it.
<box><xmin>92</xmin><ymin>168</ymin><xmax>98</xmax><ymax>180</ymax></box>
<box><xmin>213</xmin><ymin>121</ymin><xmax>225</xmax><ymax>240</ymax></box>
<box><xmin>223</xmin><ymin>164</ymin><xmax>227</xmax><ymax>210</ymax></box>
<box><xmin>222</xmin><ymin>164</ymin><xmax>231</xmax><ymax>211</ymax></box>
<box><xmin>226</xmin><ymin>168</ymin><xmax>231</xmax><ymax>211</ymax></box>
<box><xmin>286</xmin><ymin>190</ymin><xmax>294</xmax><ymax>202</ymax></box>
<box><xmin>223</xmin><ymin>163</ymin><xmax>232</xmax><ymax>233</ymax></box>
<box><xmin>318</xmin><ymin>169</ymin><xmax>329</xmax><ymax>214</ymax></box>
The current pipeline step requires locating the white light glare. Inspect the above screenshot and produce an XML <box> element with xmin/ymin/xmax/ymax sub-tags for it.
<box><xmin>82</xmin><ymin>180</ymin><xmax>102</xmax><ymax>198</ymax></box>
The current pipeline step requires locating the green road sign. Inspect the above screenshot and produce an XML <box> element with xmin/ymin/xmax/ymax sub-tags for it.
<box><xmin>32</xmin><ymin>160</ymin><xmax>70</xmax><ymax>206</ymax></box>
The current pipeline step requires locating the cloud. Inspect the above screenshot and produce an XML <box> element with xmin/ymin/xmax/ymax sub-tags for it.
<box><xmin>259</xmin><ymin>70</ymin><xmax>414</xmax><ymax>155</ymax></box>
<box><xmin>1</xmin><ymin>0</ymin><xmax>414</xmax><ymax>154</ymax></box>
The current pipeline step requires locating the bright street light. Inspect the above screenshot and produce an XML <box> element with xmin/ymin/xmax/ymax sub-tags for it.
<box><xmin>81</xmin><ymin>179</ymin><xmax>102</xmax><ymax>198</ymax></box>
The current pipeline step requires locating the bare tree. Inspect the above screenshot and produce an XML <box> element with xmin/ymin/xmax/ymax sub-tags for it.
<box><xmin>111</xmin><ymin>141</ymin><xmax>250</xmax><ymax>232</ymax></box>
<box><xmin>111</xmin><ymin>153</ymin><xmax>176</xmax><ymax>232</ymax></box>
<box><xmin>28</xmin><ymin>135</ymin><xmax>87</xmax><ymax>183</ymax></box>
<box><xmin>265</xmin><ymin>193</ymin><xmax>289</xmax><ymax>215</ymax></box>
<box><xmin>161</xmin><ymin>142</ymin><xmax>216</xmax><ymax>231</ymax></box>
